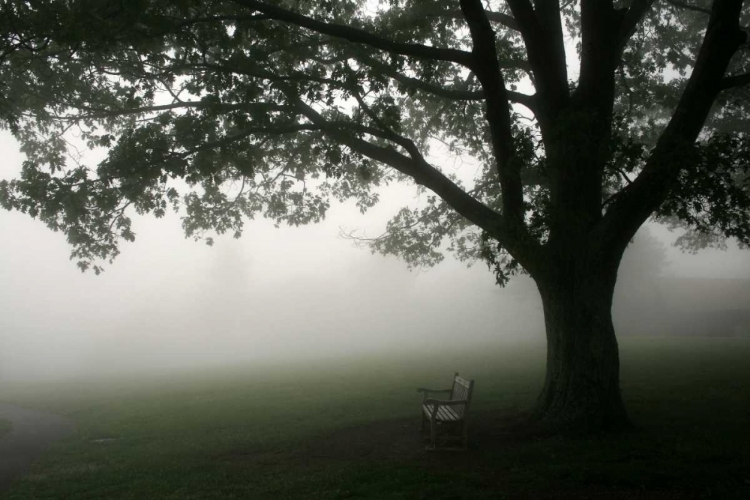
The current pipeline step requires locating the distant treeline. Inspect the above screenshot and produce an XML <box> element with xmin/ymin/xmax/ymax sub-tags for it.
<box><xmin>614</xmin><ymin>278</ymin><xmax>750</xmax><ymax>338</ymax></box>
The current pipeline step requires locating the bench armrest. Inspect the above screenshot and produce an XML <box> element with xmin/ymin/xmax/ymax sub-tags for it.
<box><xmin>417</xmin><ymin>388</ymin><xmax>451</xmax><ymax>394</ymax></box>
<box><xmin>417</xmin><ymin>388</ymin><xmax>451</xmax><ymax>403</ymax></box>
<box><xmin>422</xmin><ymin>398</ymin><xmax>470</xmax><ymax>406</ymax></box>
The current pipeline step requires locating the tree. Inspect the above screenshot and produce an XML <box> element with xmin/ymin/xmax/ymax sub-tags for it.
<box><xmin>1</xmin><ymin>0</ymin><xmax>749</xmax><ymax>433</ymax></box>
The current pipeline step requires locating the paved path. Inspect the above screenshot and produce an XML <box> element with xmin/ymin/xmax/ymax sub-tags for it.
<box><xmin>0</xmin><ymin>403</ymin><xmax>75</xmax><ymax>493</ymax></box>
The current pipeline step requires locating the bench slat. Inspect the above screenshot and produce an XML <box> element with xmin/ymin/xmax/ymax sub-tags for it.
<box><xmin>437</xmin><ymin>405</ymin><xmax>461</xmax><ymax>421</ymax></box>
<box><xmin>422</xmin><ymin>404</ymin><xmax>462</xmax><ymax>422</ymax></box>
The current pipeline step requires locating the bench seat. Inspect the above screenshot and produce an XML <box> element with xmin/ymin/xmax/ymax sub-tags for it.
<box><xmin>422</xmin><ymin>403</ymin><xmax>463</xmax><ymax>422</ymax></box>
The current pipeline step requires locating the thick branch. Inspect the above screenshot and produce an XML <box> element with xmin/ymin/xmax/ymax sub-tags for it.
<box><xmin>291</xmin><ymin>98</ymin><xmax>542</xmax><ymax>274</ymax></box>
<box><xmin>533</xmin><ymin>0</ymin><xmax>568</xmax><ymax>87</ymax></box>
<box><xmin>485</xmin><ymin>10</ymin><xmax>520</xmax><ymax>30</ymax></box>
<box><xmin>598</xmin><ymin>0</ymin><xmax>747</xmax><ymax>255</ymax></box>
<box><xmin>505</xmin><ymin>90</ymin><xmax>537</xmax><ymax>111</ymax></box>
<box><xmin>231</xmin><ymin>0</ymin><xmax>473</xmax><ymax>67</ymax></box>
<box><xmin>617</xmin><ymin>0</ymin><xmax>656</xmax><ymax>56</ymax></box>
<box><xmin>461</xmin><ymin>0</ymin><xmax>526</xmax><ymax>226</ymax></box>
<box><xmin>578</xmin><ymin>0</ymin><xmax>620</xmax><ymax>107</ymax></box>
<box><xmin>506</xmin><ymin>0</ymin><xmax>568</xmax><ymax>123</ymax></box>
<box><xmin>721</xmin><ymin>72</ymin><xmax>750</xmax><ymax>89</ymax></box>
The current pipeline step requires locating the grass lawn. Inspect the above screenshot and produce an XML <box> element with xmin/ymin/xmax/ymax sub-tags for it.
<box><xmin>0</xmin><ymin>336</ymin><xmax>748</xmax><ymax>499</ymax></box>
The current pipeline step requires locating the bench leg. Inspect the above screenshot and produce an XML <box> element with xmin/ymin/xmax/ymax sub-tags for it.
<box><xmin>430</xmin><ymin>419</ymin><xmax>437</xmax><ymax>450</ymax></box>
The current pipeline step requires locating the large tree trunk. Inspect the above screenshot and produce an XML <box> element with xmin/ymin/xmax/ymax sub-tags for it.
<box><xmin>533</xmin><ymin>259</ymin><xmax>630</xmax><ymax>433</ymax></box>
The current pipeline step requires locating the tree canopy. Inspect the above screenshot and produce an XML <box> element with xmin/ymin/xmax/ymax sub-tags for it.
<box><xmin>1</xmin><ymin>0</ymin><xmax>747</xmax><ymax>276</ymax></box>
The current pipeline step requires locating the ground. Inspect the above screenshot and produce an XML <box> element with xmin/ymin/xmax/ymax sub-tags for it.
<box><xmin>0</xmin><ymin>404</ymin><xmax>74</xmax><ymax>493</ymax></box>
<box><xmin>0</xmin><ymin>337</ymin><xmax>748</xmax><ymax>499</ymax></box>
<box><xmin>216</xmin><ymin>410</ymin><xmax>742</xmax><ymax>500</ymax></box>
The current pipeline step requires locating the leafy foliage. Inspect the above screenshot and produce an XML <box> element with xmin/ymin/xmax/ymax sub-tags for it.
<box><xmin>0</xmin><ymin>0</ymin><xmax>748</xmax><ymax>276</ymax></box>
<box><xmin>656</xmin><ymin>133</ymin><xmax>750</xmax><ymax>251</ymax></box>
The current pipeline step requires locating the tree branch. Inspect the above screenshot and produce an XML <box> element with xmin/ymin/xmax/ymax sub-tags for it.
<box><xmin>460</xmin><ymin>0</ymin><xmax>525</xmax><ymax>226</ymax></box>
<box><xmin>358</xmin><ymin>53</ymin><xmax>536</xmax><ymax>111</ymax></box>
<box><xmin>533</xmin><ymin>0</ymin><xmax>568</xmax><ymax>87</ymax></box>
<box><xmin>231</xmin><ymin>0</ymin><xmax>474</xmax><ymax>67</ymax></box>
<box><xmin>617</xmin><ymin>0</ymin><xmax>656</xmax><ymax>56</ymax></box>
<box><xmin>721</xmin><ymin>72</ymin><xmax>750</xmax><ymax>89</ymax></box>
<box><xmin>505</xmin><ymin>90</ymin><xmax>537</xmax><ymax>112</ymax></box>
<box><xmin>598</xmin><ymin>0</ymin><xmax>747</xmax><ymax>255</ymax></box>
<box><xmin>290</xmin><ymin>97</ymin><xmax>543</xmax><ymax>273</ymax></box>
<box><xmin>666</xmin><ymin>0</ymin><xmax>712</xmax><ymax>15</ymax></box>
<box><xmin>456</xmin><ymin>9</ymin><xmax>522</xmax><ymax>31</ymax></box>
<box><xmin>391</xmin><ymin>73</ymin><xmax>483</xmax><ymax>100</ymax></box>
<box><xmin>354</xmin><ymin>54</ymin><xmax>484</xmax><ymax>101</ymax></box>
<box><xmin>505</xmin><ymin>0</ymin><xmax>568</xmax><ymax>126</ymax></box>
<box><xmin>485</xmin><ymin>10</ymin><xmax>520</xmax><ymax>30</ymax></box>
<box><xmin>578</xmin><ymin>0</ymin><xmax>621</xmax><ymax>106</ymax></box>
<box><xmin>347</xmin><ymin>93</ymin><xmax>429</xmax><ymax>160</ymax></box>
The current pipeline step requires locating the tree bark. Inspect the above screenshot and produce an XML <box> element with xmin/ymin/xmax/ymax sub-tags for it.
<box><xmin>533</xmin><ymin>257</ymin><xmax>630</xmax><ymax>433</ymax></box>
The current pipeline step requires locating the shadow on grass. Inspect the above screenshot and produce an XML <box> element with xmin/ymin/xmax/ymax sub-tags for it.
<box><xmin>217</xmin><ymin>409</ymin><xmax>747</xmax><ymax>499</ymax></box>
<box><xmin>218</xmin><ymin>411</ymin><xmax>538</xmax><ymax>463</ymax></box>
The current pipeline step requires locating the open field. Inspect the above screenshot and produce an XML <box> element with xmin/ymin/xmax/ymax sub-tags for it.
<box><xmin>0</xmin><ymin>337</ymin><xmax>748</xmax><ymax>499</ymax></box>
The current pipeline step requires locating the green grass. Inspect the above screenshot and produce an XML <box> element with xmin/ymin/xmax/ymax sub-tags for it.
<box><xmin>1</xmin><ymin>337</ymin><xmax>749</xmax><ymax>499</ymax></box>
<box><xmin>0</xmin><ymin>418</ymin><xmax>11</xmax><ymax>440</ymax></box>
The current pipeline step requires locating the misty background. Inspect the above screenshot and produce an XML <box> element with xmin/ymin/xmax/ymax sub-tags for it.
<box><xmin>1</xmin><ymin>131</ymin><xmax>749</xmax><ymax>381</ymax></box>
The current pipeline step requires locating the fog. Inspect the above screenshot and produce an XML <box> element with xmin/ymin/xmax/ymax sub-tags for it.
<box><xmin>1</xmin><ymin>133</ymin><xmax>749</xmax><ymax>382</ymax></box>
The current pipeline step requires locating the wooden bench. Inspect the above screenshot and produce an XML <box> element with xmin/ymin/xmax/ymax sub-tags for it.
<box><xmin>417</xmin><ymin>372</ymin><xmax>474</xmax><ymax>450</ymax></box>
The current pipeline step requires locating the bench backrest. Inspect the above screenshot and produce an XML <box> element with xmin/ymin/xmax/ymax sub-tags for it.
<box><xmin>450</xmin><ymin>372</ymin><xmax>474</xmax><ymax>417</ymax></box>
